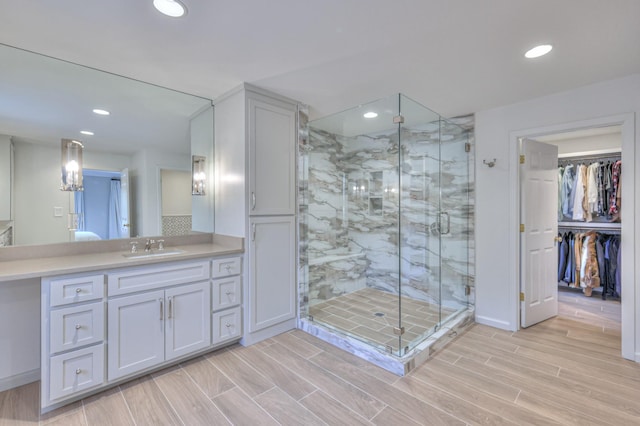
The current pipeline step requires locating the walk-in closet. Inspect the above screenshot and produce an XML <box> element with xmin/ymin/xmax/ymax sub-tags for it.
<box><xmin>539</xmin><ymin>126</ymin><xmax>622</xmax><ymax>330</ymax></box>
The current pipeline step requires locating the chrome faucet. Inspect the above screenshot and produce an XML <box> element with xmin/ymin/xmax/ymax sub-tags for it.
<box><xmin>144</xmin><ymin>239</ymin><xmax>156</xmax><ymax>252</ymax></box>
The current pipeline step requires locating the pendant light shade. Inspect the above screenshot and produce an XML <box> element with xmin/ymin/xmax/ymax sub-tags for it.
<box><xmin>61</xmin><ymin>139</ymin><xmax>84</xmax><ymax>191</ymax></box>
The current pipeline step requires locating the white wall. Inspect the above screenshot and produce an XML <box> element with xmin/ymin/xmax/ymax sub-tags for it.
<box><xmin>0</xmin><ymin>278</ymin><xmax>40</xmax><ymax>390</ymax></box>
<box><xmin>191</xmin><ymin>106</ymin><xmax>214</xmax><ymax>233</ymax></box>
<box><xmin>0</xmin><ymin>136</ymin><xmax>11</xmax><ymax>221</ymax></box>
<box><xmin>475</xmin><ymin>73</ymin><xmax>639</xmax><ymax>360</ymax></box>
<box><xmin>12</xmin><ymin>142</ymin><xmax>131</xmax><ymax>245</ymax></box>
<box><xmin>161</xmin><ymin>169</ymin><xmax>191</xmax><ymax>216</ymax></box>
<box><xmin>130</xmin><ymin>149</ymin><xmax>190</xmax><ymax>237</ymax></box>
<box><xmin>214</xmin><ymin>90</ymin><xmax>247</xmax><ymax>237</ymax></box>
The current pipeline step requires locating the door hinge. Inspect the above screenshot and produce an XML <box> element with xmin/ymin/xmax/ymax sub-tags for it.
<box><xmin>520</xmin><ymin>292</ymin><xmax>525</xmax><ymax>302</ymax></box>
<box><xmin>520</xmin><ymin>224</ymin><xmax>525</xmax><ymax>233</ymax></box>
<box><xmin>464</xmin><ymin>142</ymin><xmax>471</xmax><ymax>153</ymax></box>
<box><xmin>520</xmin><ymin>155</ymin><xmax>525</xmax><ymax>164</ymax></box>
<box><xmin>393</xmin><ymin>115</ymin><xmax>405</xmax><ymax>124</ymax></box>
<box><xmin>465</xmin><ymin>285</ymin><xmax>471</xmax><ymax>296</ymax></box>
<box><xmin>393</xmin><ymin>326</ymin><xmax>405</xmax><ymax>336</ymax></box>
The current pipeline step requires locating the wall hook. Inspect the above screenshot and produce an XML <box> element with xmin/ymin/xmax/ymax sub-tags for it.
<box><xmin>483</xmin><ymin>158</ymin><xmax>497</xmax><ymax>168</ymax></box>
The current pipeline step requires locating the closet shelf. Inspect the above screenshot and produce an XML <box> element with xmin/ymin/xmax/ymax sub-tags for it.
<box><xmin>558</xmin><ymin>221</ymin><xmax>621</xmax><ymax>230</ymax></box>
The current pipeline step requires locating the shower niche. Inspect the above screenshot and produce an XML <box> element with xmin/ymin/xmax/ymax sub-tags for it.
<box><xmin>299</xmin><ymin>93</ymin><xmax>474</xmax><ymax>374</ymax></box>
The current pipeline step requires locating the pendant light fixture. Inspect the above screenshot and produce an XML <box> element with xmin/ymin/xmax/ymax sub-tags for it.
<box><xmin>192</xmin><ymin>155</ymin><xmax>206</xmax><ymax>195</ymax></box>
<box><xmin>60</xmin><ymin>139</ymin><xmax>84</xmax><ymax>191</ymax></box>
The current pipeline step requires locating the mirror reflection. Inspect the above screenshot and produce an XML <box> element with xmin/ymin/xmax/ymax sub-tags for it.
<box><xmin>0</xmin><ymin>44</ymin><xmax>214</xmax><ymax>247</ymax></box>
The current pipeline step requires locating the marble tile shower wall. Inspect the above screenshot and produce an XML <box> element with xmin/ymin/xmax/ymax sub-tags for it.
<box><xmin>298</xmin><ymin>108</ymin><xmax>475</xmax><ymax>316</ymax></box>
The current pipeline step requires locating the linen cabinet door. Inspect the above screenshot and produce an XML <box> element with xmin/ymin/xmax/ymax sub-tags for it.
<box><xmin>248</xmin><ymin>95</ymin><xmax>296</xmax><ymax>216</ymax></box>
<box><xmin>165</xmin><ymin>282</ymin><xmax>211</xmax><ymax>361</ymax></box>
<box><xmin>107</xmin><ymin>290</ymin><xmax>165</xmax><ymax>381</ymax></box>
<box><xmin>249</xmin><ymin>216</ymin><xmax>296</xmax><ymax>333</ymax></box>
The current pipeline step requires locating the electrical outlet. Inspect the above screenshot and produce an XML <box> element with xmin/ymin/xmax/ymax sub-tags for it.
<box><xmin>53</xmin><ymin>207</ymin><xmax>63</xmax><ymax>217</ymax></box>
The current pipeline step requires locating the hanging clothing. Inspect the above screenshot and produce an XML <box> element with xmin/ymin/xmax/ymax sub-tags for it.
<box><xmin>560</xmin><ymin>164</ymin><xmax>575</xmax><ymax>218</ymax></box>
<box><xmin>558</xmin><ymin>167</ymin><xmax>564</xmax><ymax>221</ymax></box>
<box><xmin>609</xmin><ymin>160</ymin><xmax>621</xmax><ymax>215</ymax></box>
<box><xmin>572</xmin><ymin>165</ymin><xmax>587</xmax><ymax>221</ymax></box>
<box><xmin>585</xmin><ymin>162</ymin><xmax>599</xmax><ymax>222</ymax></box>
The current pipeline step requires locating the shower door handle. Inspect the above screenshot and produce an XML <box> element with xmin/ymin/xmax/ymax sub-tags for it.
<box><xmin>439</xmin><ymin>212</ymin><xmax>450</xmax><ymax>235</ymax></box>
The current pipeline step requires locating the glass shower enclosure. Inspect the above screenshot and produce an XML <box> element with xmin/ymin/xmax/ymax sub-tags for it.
<box><xmin>299</xmin><ymin>93</ymin><xmax>471</xmax><ymax>358</ymax></box>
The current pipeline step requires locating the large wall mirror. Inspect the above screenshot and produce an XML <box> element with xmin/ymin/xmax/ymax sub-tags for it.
<box><xmin>0</xmin><ymin>43</ymin><xmax>214</xmax><ymax>247</ymax></box>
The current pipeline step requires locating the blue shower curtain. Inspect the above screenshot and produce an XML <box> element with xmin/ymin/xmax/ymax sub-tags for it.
<box><xmin>108</xmin><ymin>179</ymin><xmax>122</xmax><ymax>239</ymax></box>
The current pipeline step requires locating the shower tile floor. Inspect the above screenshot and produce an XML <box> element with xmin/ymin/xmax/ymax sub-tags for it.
<box><xmin>308</xmin><ymin>288</ymin><xmax>457</xmax><ymax>353</ymax></box>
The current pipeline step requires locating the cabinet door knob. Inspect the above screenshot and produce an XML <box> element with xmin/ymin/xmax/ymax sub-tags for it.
<box><xmin>75</xmin><ymin>369</ymin><xmax>82</xmax><ymax>375</ymax></box>
<box><xmin>75</xmin><ymin>288</ymin><xmax>82</xmax><ymax>294</ymax></box>
<box><xmin>75</xmin><ymin>324</ymin><xmax>82</xmax><ymax>330</ymax></box>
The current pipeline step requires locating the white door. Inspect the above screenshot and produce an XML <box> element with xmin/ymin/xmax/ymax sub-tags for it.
<box><xmin>107</xmin><ymin>290</ymin><xmax>165</xmax><ymax>381</ymax></box>
<box><xmin>120</xmin><ymin>168</ymin><xmax>131</xmax><ymax>238</ymax></box>
<box><xmin>165</xmin><ymin>282</ymin><xmax>211</xmax><ymax>361</ymax></box>
<box><xmin>520</xmin><ymin>138</ymin><xmax>559</xmax><ymax>328</ymax></box>
<box><xmin>249</xmin><ymin>216</ymin><xmax>296</xmax><ymax>332</ymax></box>
<box><xmin>248</xmin><ymin>95</ymin><xmax>296</xmax><ymax>216</ymax></box>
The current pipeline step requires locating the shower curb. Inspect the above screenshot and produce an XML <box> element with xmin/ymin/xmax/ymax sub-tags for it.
<box><xmin>298</xmin><ymin>307</ymin><xmax>475</xmax><ymax>376</ymax></box>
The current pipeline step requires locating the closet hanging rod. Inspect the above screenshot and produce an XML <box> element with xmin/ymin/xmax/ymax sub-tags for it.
<box><xmin>558</xmin><ymin>223</ymin><xmax>621</xmax><ymax>232</ymax></box>
<box><xmin>558</xmin><ymin>153</ymin><xmax>621</xmax><ymax>164</ymax></box>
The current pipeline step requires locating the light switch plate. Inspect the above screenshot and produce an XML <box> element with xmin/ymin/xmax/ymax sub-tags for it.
<box><xmin>53</xmin><ymin>207</ymin><xmax>63</xmax><ymax>217</ymax></box>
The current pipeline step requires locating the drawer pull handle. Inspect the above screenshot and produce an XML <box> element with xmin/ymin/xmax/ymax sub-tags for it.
<box><xmin>225</xmin><ymin>291</ymin><xmax>232</xmax><ymax>296</ymax></box>
<box><xmin>75</xmin><ymin>369</ymin><xmax>82</xmax><ymax>375</ymax></box>
<box><xmin>225</xmin><ymin>323</ymin><xmax>232</xmax><ymax>328</ymax></box>
<box><xmin>168</xmin><ymin>297</ymin><xmax>173</xmax><ymax>319</ymax></box>
<box><xmin>75</xmin><ymin>324</ymin><xmax>82</xmax><ymax>330</ymax></box>
<box><xmin>225</xmin><ymin>264</ymin><xmax>232</xmax><ymax>272</ymax></box>
<box><xmin>75</xmin><ymin>288</ymin><xmax>82</xmax><ymax>294</ymax></box>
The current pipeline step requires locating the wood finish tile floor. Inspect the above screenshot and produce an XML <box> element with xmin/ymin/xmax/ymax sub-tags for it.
<box><xmin>2</xmin><ymin>288</ymin><xmax>636</xmax><ymax>425</ymax></box>
<box><xmin>309</xmin><ymin>288</ymin><xmax>457</xmax><ymax>352</ymax></box>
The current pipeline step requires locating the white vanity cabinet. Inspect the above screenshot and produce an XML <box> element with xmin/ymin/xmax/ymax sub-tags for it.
<box><xmin>40</xmin><ymin>255</ymin><xmax>243</xmax><ymax>413</ymax></box>
<box><xmin>41</xmin><ymin>273</ymin><xmax>107</xmax><ymax>409</ymax></box>
<box><xmin>107</xmin><ymin>281</ymin><xmax>211</xmax><ymax>381</ymax></box>
<box><xmin>211</xmin><ymin>256</ymin><xmax>242</xmax><ymax>344</ymax></box>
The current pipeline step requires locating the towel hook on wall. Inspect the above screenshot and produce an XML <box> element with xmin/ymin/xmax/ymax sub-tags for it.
<box><xmin>483</xmin><ymin>158</ymin><xmax>497</xmax><ymax>168</ymax></box>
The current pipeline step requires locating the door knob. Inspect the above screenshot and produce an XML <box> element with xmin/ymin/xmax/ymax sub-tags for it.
<box><xmin>554</xmin><ymin>236</ymin><xmax>562</xmax><ymax>243</ymax></box>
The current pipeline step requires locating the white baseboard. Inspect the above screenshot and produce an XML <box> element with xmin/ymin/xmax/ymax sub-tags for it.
<box><xmin>0</xmin><ymin>369</ymin><xmax>39</xmax><ymax>392</ymax></box>
<box><xmin>475</xmin><ymin>315</ymin><xmax>515</xmax><ymax>332</ymax></box>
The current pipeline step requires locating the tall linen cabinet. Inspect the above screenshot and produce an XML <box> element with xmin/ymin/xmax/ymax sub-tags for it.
<box><xmin>214</xmin><ymin>84</ymin><xmax>297</xmax><ymax>345</ymax></box>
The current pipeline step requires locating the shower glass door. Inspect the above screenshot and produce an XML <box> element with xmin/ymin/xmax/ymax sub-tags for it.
<box><xmin>398</xmin><ymin>94</ymin><xmax>443</xmax><ymax>355</ymax></box>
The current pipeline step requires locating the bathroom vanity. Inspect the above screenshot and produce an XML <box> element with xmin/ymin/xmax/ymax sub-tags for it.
<box><xmin>0</xmin><ymin>234</ymin><xmax>244</xmax><ymax>412</ymax></box>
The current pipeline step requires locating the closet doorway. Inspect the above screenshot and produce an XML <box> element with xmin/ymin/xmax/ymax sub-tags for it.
<box><xmin>517</xmin><ymin>118</ymin><xmax>630</xmax><ymax>359</ymax></box>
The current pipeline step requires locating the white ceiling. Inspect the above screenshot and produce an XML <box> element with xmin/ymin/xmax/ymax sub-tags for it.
<box><xmin>0</xmin><ymin>0</ymin><xmax>639</xmax><ymax>138</ymax></box>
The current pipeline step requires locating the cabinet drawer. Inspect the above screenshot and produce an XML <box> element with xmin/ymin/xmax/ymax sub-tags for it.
<box><xmin>212</xmin><ymin>257</ymin><xmax>241</xmax><ymax>278</ymax></box>
<box><xmin>107</xmin><ymin>260</ymin><xmax>210</xmax><ymax>296</ymax></box>
<box><xmin>212</xmin><ymin>276</ymin><xmax>241</xmax><ymax>311</ymax></box>
<box><xmin>49</xmin><ymin>344</ymin><xmax>104</xmax><ymax>401</ymax></box>
<box><xmin>50</xmin><ymin>302</ymin><xmax>104</xmax><ymax>354</ymax></box>
<box><xmin>48</xmin><ymin>274</ymin><xmax>104</xmax><ymax>307</ymax></box>
<box><xmin>212</xmin><ymin>307</ymin><xmax>241</xmax><ymax>344</ymax></box>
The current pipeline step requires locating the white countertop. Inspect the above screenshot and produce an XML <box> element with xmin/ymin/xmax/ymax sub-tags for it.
<box><xmin>0</xmin><ymin>241</ymin><xmax>243</xmax><ymax>282</ymax></box>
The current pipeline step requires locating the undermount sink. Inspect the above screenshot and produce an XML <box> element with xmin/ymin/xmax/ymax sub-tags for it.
<box><xmin>122</xmin><ymin>249</ymin><xmax>185</xmax><ymax>259</ymax></box>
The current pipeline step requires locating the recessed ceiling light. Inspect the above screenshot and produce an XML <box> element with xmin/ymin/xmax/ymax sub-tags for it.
<box><xmin>525</xmin><ymin>44</ymin><xmax>553</xmax><ymax>59</ymax></box>
<box><xmin>363</xmin><ymin>112</ymin><xmax>378</xmax><ymax>118</ymax></box>
<box><xmin>80</xmin><ymin>130</ymin><xmax>94</xmax><ymax>136</ymax></box>
<box><xmin>93</xmin><ymin>109</ymin><xmax>110</xmax><ymax>116</ymax></box>
<box><xmin>153</xmin><ymin>0</ymin><xmax>187</xmax><ymax>17</ymax></box>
